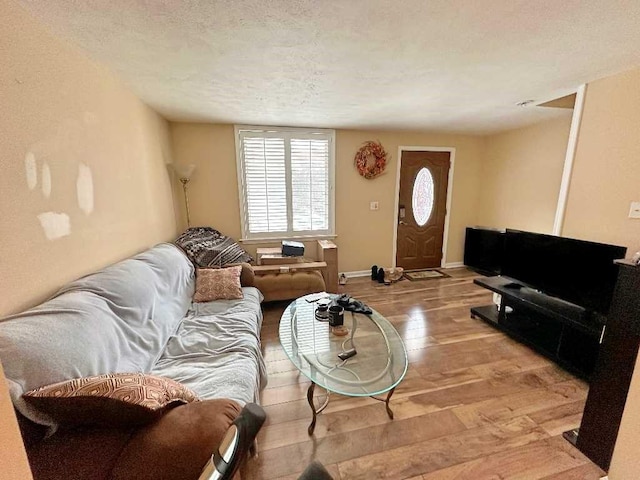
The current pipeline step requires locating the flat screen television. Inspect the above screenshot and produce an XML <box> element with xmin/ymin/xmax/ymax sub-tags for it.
<box><xmin>464</xmin><ymin>227</ymin><xmax>505</xmax><ymax>275</ymax></box>
<box><xmin>502</xmin><ymin>229</ymin><xmax>627</xmax><ymax>315</ymax></box>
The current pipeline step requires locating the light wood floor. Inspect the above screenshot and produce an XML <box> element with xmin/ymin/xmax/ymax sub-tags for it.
<box><xmin>245</xmin><ymin>268</ymin><xmax>605</xmax><ymax>480</ymax></box>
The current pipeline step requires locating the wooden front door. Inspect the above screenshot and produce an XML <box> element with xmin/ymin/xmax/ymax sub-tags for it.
<box><xmin>396</xmin><ymin>151</ymin><xmax>451</xmax><ymax>270</ymax></box>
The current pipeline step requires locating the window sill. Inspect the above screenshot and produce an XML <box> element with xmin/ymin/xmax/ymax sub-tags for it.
<box><xmin>239</xmin><ymin>234</ymin><xmax>337</xmax><ymax>244</ymax></box>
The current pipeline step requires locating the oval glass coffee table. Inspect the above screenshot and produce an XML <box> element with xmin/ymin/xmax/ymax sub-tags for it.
<box><xmin>279</xmin><ymin>294</ymin><xmax>408</xmax><ymax>435</ymax></box>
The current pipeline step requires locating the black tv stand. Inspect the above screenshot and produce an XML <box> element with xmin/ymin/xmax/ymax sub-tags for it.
<box><xmin>471</xmin><ymin>276</ymin><xmax>603</xmax><ymax>380</ymax></box>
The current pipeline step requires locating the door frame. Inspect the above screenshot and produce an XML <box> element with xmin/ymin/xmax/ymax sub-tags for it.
<box><xmin>392</xmin><ymin>146</ymin><xmax>456</xmax><ymax>269</ymax></box>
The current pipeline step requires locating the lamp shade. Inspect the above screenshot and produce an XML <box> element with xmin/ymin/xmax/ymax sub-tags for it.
<box><xmin>171</xmin><ymin>163</ymin><xmax>196</xmax><ymax>180</ymax></box>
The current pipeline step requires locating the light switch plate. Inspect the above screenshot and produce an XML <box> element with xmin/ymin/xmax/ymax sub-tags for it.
<box><xmin>629</xmin><ymin>201</ymin><xmax>640</xmax><ymax>219</ymax></box>
<box><xmin>370</xmin><ymin>201</ymin><xmax>379</xmax><ymax>211</ymax></box>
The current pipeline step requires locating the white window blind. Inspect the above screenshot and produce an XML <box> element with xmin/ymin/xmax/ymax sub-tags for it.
<box><xmin>236</xmin><ymin>126</ymin><xmax>335</xmax><ymax>240</ymax></box>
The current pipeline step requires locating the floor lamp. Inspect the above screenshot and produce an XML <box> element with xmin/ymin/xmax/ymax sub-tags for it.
<box><xmin>170</xmin><ymin>164</ymin><xmax>196</xmax><ymax>227</ymax></box>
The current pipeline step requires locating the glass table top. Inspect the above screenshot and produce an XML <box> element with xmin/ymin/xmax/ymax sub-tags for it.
<box><xmin>279</xmin><ymin>294</ymin><xmax>408</xmax><ymax>397</ymax></box>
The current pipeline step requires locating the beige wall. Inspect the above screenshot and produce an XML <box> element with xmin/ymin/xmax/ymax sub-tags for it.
<box><xmin>0</xmin><ymin>0</ymin><xmax>178</xmax><ymax>316</ymax></box>
<box><xmin>170</xmin><ymin>124</ymin><xmax>485</xmax><ymax>272</ymax></box>
<box><xmin>336</xmin><ymin>130</ymin><xmax>483</xmax><ymax>271</ymax></box>
<box><xmin>170</xmin><ymin>124</ymin><xmax>238</xmax><ymax>235</ymax></box>
<box><xmin>580</xmin><ymin>68</ymin><xmax>640</xmax><ymax>480</ymax></box>
<box><xmin>563</xmin><ymin>68</ymin><xmax>640</xmax><ymax>254</ymax></box>
<box><xmin>477</xmin><ymin>114</ymin><xmax>572</xmax><ymax>233</ymax></box>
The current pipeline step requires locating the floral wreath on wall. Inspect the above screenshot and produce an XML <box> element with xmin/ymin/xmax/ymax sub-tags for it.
<box><xmin>354</xmin><ymin>141</ymin><xmax>389</xmax><ymax>179</ymax></box>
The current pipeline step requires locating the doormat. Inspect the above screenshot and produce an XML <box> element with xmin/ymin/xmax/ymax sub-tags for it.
<box><xmin>403</xmin><ymin>269</ymin><xmax>450</xmax><ymax>281</ymax></box>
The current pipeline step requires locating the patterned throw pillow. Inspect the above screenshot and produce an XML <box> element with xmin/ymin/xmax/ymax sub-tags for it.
<box><xmin>22</xmin><ymin>373</ymin><xmax>199</xmax><ymax>428</ymax></box>
<box><xmin>193</xmin><ymin>266</ymin><xmax>244</xmax><ymax>302</ymax></box>
<box><xmin>175</xmin><ymin>227</ymin><xmax>253</xmax><ymax>267</ymax></box>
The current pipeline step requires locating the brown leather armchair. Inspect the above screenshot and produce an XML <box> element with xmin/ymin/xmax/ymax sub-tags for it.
<box><xmin>198</xmin><ymin>403</ymin><xmax>265</xmax><ymax>480</ymax></box>
<box><xmin>22</xmin><ymin>401</ymin><xmax>266</xmax><ymax>480</ymax></box>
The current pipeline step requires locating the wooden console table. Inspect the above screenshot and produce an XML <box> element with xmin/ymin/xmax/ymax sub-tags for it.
<box><xmin>254</xmin><ymin>240</ymin><xmax>338</xmax><ymax>293</ymax></box>
<box><xmin>253</xmin><ymin>261</ymin><xmax>328</xmax><ymax>275</ymax></box>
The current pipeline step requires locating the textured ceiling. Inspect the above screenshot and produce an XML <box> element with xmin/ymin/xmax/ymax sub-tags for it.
<box><xmin>18</xmin><ymin>0</ymin><xmax>640</xmax><ymax>134</ymax></box>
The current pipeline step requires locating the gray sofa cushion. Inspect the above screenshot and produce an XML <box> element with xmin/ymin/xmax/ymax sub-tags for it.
<box><xmin>0</xmin><ymin>243</ymin><xmax>194</xmax><ymax>426</ymax></box>
<box><xmin>151</xmin><ymin>287</ymin><xmax>267</xmax><ymax>406</ymax></box>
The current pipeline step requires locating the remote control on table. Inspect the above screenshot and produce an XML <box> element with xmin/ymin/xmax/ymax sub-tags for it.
<box><xmin>338</xmin><ymin>348</ymin><xmax>357</xmax><ymax>361</ymax></box>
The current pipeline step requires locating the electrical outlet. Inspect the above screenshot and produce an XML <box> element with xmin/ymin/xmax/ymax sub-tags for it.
<box><xmin>629</xmin><ymin>201</ymin><xmax>640</xmax><ymax>219</ymax></box>
<box><xmin>370</xmin><ymin>201</ymin><xmax>379</xmax><ymax>211</ymax></box>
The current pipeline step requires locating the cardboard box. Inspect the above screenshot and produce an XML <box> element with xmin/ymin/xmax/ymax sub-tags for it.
<box><xmin>256</xmin><ymin>247</ymin><xmax>282</xmax><ymax>265</ymax></box>
<box><xmin>260</xmin><ymin>254</ymin><xmax>307</xmax><ymax>265</ymax></box>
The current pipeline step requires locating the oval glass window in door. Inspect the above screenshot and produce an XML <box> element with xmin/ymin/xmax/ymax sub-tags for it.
<box><xmin>412</xmin><ymin>167</ymin><xmax>434</xmax><ymax>226</ymax></box>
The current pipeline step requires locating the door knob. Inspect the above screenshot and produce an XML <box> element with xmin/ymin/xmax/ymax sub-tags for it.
<box><xmin>399</xmin><ymin>220</ymin><xmax>407</xmax><ymax>225</ymax></box>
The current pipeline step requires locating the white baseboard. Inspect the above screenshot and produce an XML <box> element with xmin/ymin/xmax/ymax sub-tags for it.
<box><xmin>344</xmin><ymin>264</ymin><xmax>464</xmax><ymax>276</ymax></box>
<box><xmin>341</xmin><ymin>270</ymin><xmax>371</xmax><ymax>278</ymax></box>
<box><xmin>443</xmin><ymin>262</ymin><xmax>464</xmax><ymax>269</ymax></box>
<box><xmin>599</xmin><ymin>476</ymin><xmax>608</xmax><ymax>480</ymax></box>
<box><xmin>344</xmin><ymin>264</ymin><xmax>465</xmax><ymax>277</ymax></box>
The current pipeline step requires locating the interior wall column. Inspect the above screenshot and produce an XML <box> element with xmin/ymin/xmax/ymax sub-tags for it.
<box><xmin>552</xmin><ymin>84</ymin><xmax>587</xmax><ymax>235</ymax></box>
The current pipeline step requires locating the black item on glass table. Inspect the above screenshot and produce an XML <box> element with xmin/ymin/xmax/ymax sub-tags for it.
<box><xmin>315</xmin><ymin>298</ymin><xmax>331</xmax><ymax>322</ymax></box>
<box><xmin>336</xmin><ymin>294</ymin><xmax>372</xmax><ymax>315</ymax></box>
<box><xmin>338</xmin><ymin>348</ymin><xmax>357</xmax><ymax>361</ymax></box>
<box><xmin>282</xmin><ymin>240</ymin><xmax>305</xmax><ymax>256</ymax></box>
<box><xmin>328</xmin><ymin>305</ymin><xmax>344</xmax><ymax>327</ymax></box>
<box><xmin>316</xmin><ymin>298</ymin><xmax>331</xmax><ymax>311</ymax></box>
<box><xmin>503</xmin><ymin>282</ymin><xmax>523</xmax><ymax>289</ymax></box>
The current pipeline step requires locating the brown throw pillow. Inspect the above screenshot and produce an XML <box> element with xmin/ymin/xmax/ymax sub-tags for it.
<box><xmin>227</xmin><ymin>262</ymin><xmax>255</xmax><ymax>287</ymax></box>
<box><xmin>22</xmin><ymin>373</ymin><xmax>199</xmax><ymax>428</ymax></box>
<box><xmin>194</xmin><ymin>265</ymin><xmax>244</xmax><ymax>302</ymax></box>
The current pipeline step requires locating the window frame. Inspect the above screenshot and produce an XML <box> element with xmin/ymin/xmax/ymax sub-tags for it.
<box><xmin>234</xmin><ymin>125</ymin><xmax>336</xmax><ymax>242</ymax></box>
